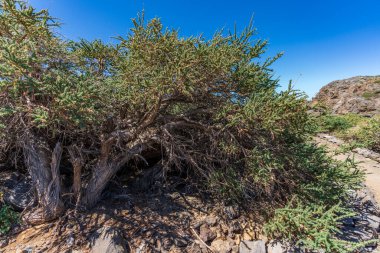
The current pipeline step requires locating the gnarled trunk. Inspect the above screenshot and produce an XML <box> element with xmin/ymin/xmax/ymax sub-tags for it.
<box><xmin>81</xmin><ymin>138</ymin><xmax>149</xmax><ymax>208</ymax></box>
<box><xmin>22</xmin><ymin>136</ymin><xmax>64</xmax><ymax>224</ymax></box>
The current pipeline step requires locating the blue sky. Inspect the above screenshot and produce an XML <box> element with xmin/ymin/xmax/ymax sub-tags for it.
<box><xmin>29</xmin><ymin>0</ymin><xmax>380</xmax><ymax>98</ymax></box>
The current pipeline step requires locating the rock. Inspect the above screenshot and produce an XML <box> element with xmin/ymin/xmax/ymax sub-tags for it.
<box><xmin>0</xmin><ymin>239</ymin><xmax>8</xmax><ymax>248</ymax></box>
<box><xmin>231</xmin><ymin>245</ymin><xmax>239</xmax><ymax>253</ymax></box>
<box><xmin>312</xmin><ymin>76</ymin><xmax>380</xmax><ymax>116</ymax></box>
<box><xmin>242</xmin><ymin>231</ymin><xmax>254</xmax><ymax>241</ymax></box>
<box><xmin>224</xmin><ymin>206</ymin><xmax>240</xmax><ymax>220</ymax></box>
<box><xmin>267</xmin><ymin>241</ymin><xmax>288</xmax><ymax>253</ymax></box>
<box><xmin>188</xmin><ymin>242</ymin><xmax>203</xmax><ymax>253</ymax></box>
<box><xmin>353</xmin><ymin>148</ymin><xmax>380</xmax><ymax>163</ymax></box>
<box><xmin>90</xmin><ymin>227</ymin><xmax>127</xmax><ymax>253</ymax></box>
<box><xmin>204</xmin><ymin>216</ymin><xmax>218</xmax><ymax>226</ymax></box>
<box><xmin>174</xmin><ymin>237</ymin><xmax>188</xmax><ymax>247</ymax></box>
<box><xmin>3</xmin><ymin>176</ymin><xmax>34</xmax><ymax>211</ymax></box>
<box><xmin>15</xmin><ymin>246</ymin><xmax>34</xmax><ymax>253</ymax></box>
<box><xmin>340</xmin><ymin>226</ymin><xmax>377</xmax><ymax>247</ymax></box>
<box><xmin>366</xmin><ymin>214</ymin><xmax>380</xmax><ymax>231</ymax></box>
<box><xmin>0</xmin><ymin>171</ymin><xmax>21</xmax><ymax>189</ymax></box>
<box><xmin>161</xmin><ymin>237</ymin><xmax>174</xmax><ymax>250</ymax></box>
<box><xmin>23</xmin><ymin>247</ymin><xmax>34</xmax><ymax>253</ymax></box>
<box><xmin>341</xmin><ymin>217</ymin><xmax>355</xmax><ymax>227</ymax></box>
<box><xmin>211</xmin><ymin>238</ymin><xmax>235</xmax><ymax>253</ymax></box>
<box><xmin>199</xmin><ymin>224</ymin><xmax>217</xmax><ymax>242</ymax></box>
<box><xmin>228</xmin><ymin>220</ymin><xmax>242</xmax><ymax>234</ymax></box>
<box><xmin>239</xmin><ymin>240</ymin><xmax>266</xmax><ymax>253</ymax></box>
<box><xmin>66</xmin><ymin>234</ymin><xmax>75</xmax><ymax>247</ymax></box>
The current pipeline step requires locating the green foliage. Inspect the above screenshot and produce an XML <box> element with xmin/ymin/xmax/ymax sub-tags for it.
<box><xmin>354</xmin><ymin>116</ymin><xmax>380</xmax><ymax>152</ymax></box>
<box><xmin>0</xmin><ymin>204</ymin><xmax>19</xmax><ymax>236</ymax></box>
<box><xmin>315</xmin><ymin>111</ymin><xmax>380</xmax><ymax>152</ymax></box>
<box><xmin>264</xmin><ymin>201</ymin><xmax>376</xmax><ymax>252</ymax></box>
<box><xmin>362</xmin><ymin>90</ymin><xmax>380</xmax><ymax>100</ymax></box>
<box><xmin>316</xmin><ymin>113</ymin><xmax>365</xmax><ymax>133</ymax></box>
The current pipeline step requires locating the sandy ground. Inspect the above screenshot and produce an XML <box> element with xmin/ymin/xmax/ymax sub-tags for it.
<box><xmin>315</xmin><ymin>136</ymin><xmax>380</xmax><ymax>207</ymax></box>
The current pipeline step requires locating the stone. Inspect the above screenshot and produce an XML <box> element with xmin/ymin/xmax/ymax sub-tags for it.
<box><xmin>0</xmin><ymin>171</ymin><xmax>21</xmax><ymax>189</ymax></box>
<box><xmin>90</xmin><ymin>227</ymin><xmax>128</xmax><ymax>253</ymax></box>
<box><xmin>161</xmin><ymin>237</ymin><xmax>174</xmax><ymax>250</ymax></box>
<box><xmin>341</xmin><ymin>217</ymin><xmax>355</xmax><ymax>227</ymax></box>
<box><xmin>242</xmin><ymin>231</ymin><xmax>254</xmax><ymax>241</ymax></box>
<box><xmin>199</xmin><ymin>224</ymin><xmax>217</xmax><ymax>242</ymax></box>
<box><xmin>204</xmin><ymin>216</ymin><xmax>218</xmax><ymax>226</ymax></box>
<box><xmin>188</xmin><ymin>242</ymin><xmax>203</xmax><ymax>253</ymax></box>
<box><xmin>224</xmin><ymin>206</ymin><xmax>240</xmax><ymax>220</ymax></box>
<box><xmin>239</xmin><ymin>240</ymin><xmax>266</xmax><ymax>253</ymax></box>
<box><xmin>231</xmin><ymin>245</ymin><xmax>239</xmax><ymax>253</ymax></box>
<box><xmin>340</xmin><ymin>226</ymin><xmax>377</xmax><ymax>247</ymax></box>
<box><xmin>16</xmin><ymin>246</ymin><xmax>35</xmax><ymax>253</ymax></box>
<box><xmin>366</xmin><ymin>214</ymin><xmax>380</xmax><ymax>231</ymax></box>
<box><xmin>267</xmin><ymin>241</ymin><xmax>288</xmax><ymax>253</ymax></box>
<box><xmin>66</xmin><ymin>234</ymin><xmax>75</xmax><ymax>247</ymax></box>
<box><xmin>228</xmin><ymin>221</ymin><xmax>242</xmax><ymax>234</ymax></box>
<box><xmin>0</xmin><ymin>239</ymin><xmax>8</xmax><ymax>248</ymax></box>
<box><xmin>19</xmin><ymin>246</ymin><xmax>34</xmax><ymax>253</ymax></box>
<box><xmin>211</xmin><ymin>238</ymin><xmax>235</xmax><ymax>253</ymax></box>
<box><xmin>174</xmin><ymin>238</ymin><xmax>188</xmax><ymax>247</ymax></box>
<box><xmin>3</xmin><ymin>177</ymin><xmax>34</xmax><ymax>211</ymax></box>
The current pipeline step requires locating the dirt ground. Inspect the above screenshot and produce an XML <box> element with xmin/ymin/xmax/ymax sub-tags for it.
<box><xmin>315</xmin><ymin>135</ymin><xmax>380</xmax><ymax>207</ymax></box>
<box><xmin>1</xmin><ymin>188</ymin><xmax>259</xmax><ymax>253</ymax></box>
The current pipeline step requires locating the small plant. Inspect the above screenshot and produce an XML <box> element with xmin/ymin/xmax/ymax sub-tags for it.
<box><xmin>0</xmin><ymin>205</ymin><xmax>19</xmax><ymax>236</ymax></box>
<box><xmin>264</xmin><ymin>201</ymin><xmax>377</xmax><ymax>253</ymax></box>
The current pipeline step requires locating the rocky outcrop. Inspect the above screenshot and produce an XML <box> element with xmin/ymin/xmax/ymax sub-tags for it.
<box><xmin>312</xmin><ymin>76</ymin><xmax>380</xmax><ymax>116</ymax></box>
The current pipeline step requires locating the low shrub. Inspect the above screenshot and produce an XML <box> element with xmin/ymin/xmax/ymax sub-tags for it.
<box><xmin>355</xmin><ymin>117</ymin><xmax>380</xmax><ymax>152</ymax></box>
<box><xmin>362</xmin><ymin>90</ymin><xmax>380</xmax><ymax>100</ymax></box>
<box><xmin>264</xmin><ymin>201</ymin><xmax>376</xmax><ymax>253</ymax></box>
<box><xmin>0</xmin><ymin>205</ymin><xmax>19</xmax><ymax>236</ymax></box>
<box><xmin>316</xmin><ymin>113</ymin><xmax>365</xmax><ymax>134</ymax></box>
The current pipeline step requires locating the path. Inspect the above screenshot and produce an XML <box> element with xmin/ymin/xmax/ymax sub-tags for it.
<box><xmin>315</xmin><ymin>134</ymin><xmax>380</xmax><ymax>207</ymax></box>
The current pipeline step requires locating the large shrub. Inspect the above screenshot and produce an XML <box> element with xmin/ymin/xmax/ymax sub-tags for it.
<box><xmin>0</xmin><ymin>3</ymin><xmax>364</xmax><ymax>251</ymax></box>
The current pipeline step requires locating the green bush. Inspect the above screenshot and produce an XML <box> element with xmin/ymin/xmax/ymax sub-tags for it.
<box><xmin>362</xmin><ymin>90</ymin><xmax>380</xmax><ymax>100</ymax></box>
<box><xmin>355</xmin><ymin>117</ymin><xmax>380</xmax><ymax>152</ymax></box>
<box><xmin>0</xmin><ymin>205</ymin><xmax>19</xmax><ymax>236</ymax></box>
<box><xmin>316</xmin><ymin>113</ymin><xmax>365</xmax><ymax>134</ymax></box>
<box><xmin>0</xmin><ymin>1</ymin><xmax>366</xmax><ymax>250</ymax></box>
<box><xmin>315</xmin><ymin>112</ymin><xmax>380</xmax><ymax>152</ymax></box>
<box><xmin>264</xmin><ymin>201</ymin><xmax>376</xmax><ymax>253</ymax></box>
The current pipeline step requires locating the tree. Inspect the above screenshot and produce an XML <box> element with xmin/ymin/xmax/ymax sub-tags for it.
<box><xmin>0</xmin><ymin>0</ymin><xmax>361</xmax><ymax>237</ymax></box>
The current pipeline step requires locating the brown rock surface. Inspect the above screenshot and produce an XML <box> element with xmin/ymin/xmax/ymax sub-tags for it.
<box><xmin>312</xmin><ymin>76</ymin><xmax>380</xmax><ymax>115</ymax></box>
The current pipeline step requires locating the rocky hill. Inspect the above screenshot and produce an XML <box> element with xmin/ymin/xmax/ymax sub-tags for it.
<box><xmin>312</xmin><ymin>76</ymin><xmax>380</xmax><ymax>115</ymax></box>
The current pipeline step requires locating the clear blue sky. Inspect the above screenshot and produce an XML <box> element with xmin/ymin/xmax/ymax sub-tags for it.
<box><xmin>29</xmin><ymin>0</ymin><xmax>380</xmax><ymax>98</ymax></box>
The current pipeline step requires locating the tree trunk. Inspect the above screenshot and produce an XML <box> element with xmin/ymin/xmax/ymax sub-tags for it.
<box><xmin>22</xmin><ymin>136</ymin><xmax>64</xmax><ymax>224</ymax></box>
<box><xmin>81</xmin><ymin>160</ymin><xmax>123</xmax><ymax>208</ymax></box>
<box><xmin>81</xmin><ymin>139</ymin><xmax>148</xmax><ymax>208</ymax></box>
<box><xmin>68</xmin><ymin>145</ymin><xmax>83</xmax><ymax>204</ymax></box>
